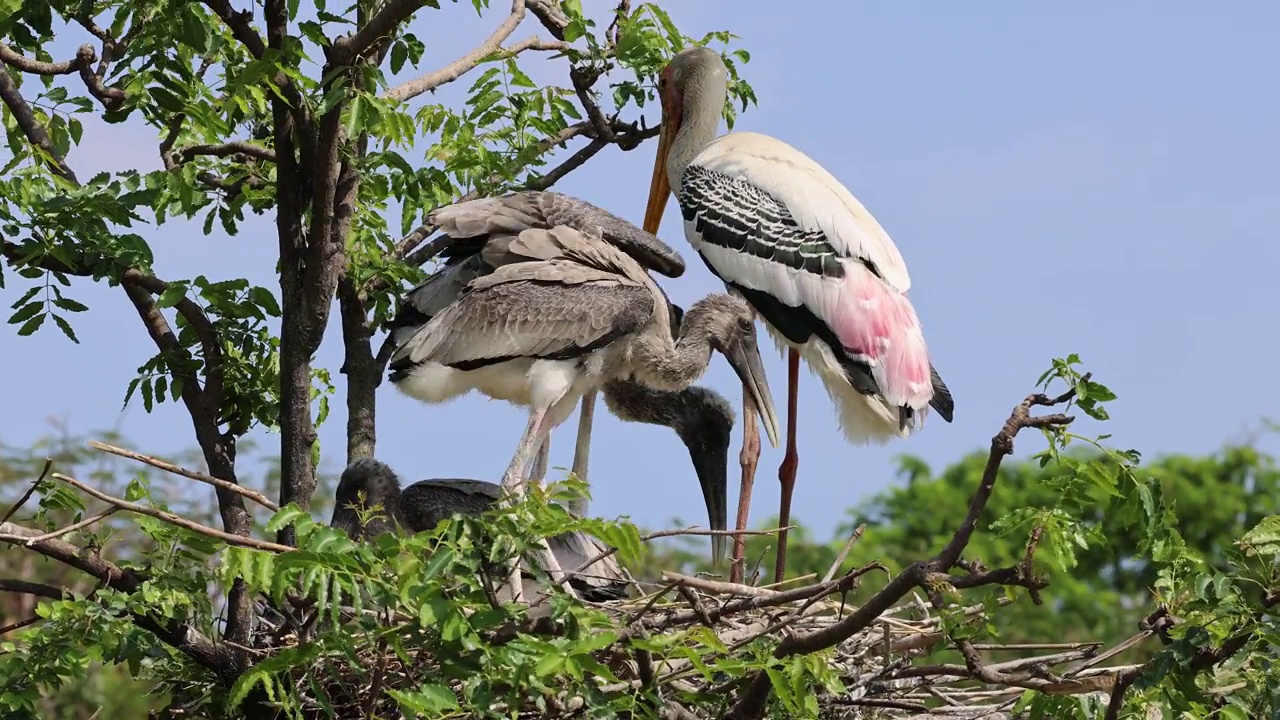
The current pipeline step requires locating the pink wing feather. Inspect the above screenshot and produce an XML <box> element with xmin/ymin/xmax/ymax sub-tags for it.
<box><xmin>828</xmin><ymin>262</ymin><xmax>933</xmax><ymax>412</ymax></box>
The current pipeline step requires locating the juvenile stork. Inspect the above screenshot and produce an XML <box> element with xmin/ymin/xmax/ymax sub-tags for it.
<box><xmin>387</xmin><ymin>223</ymin><xmax>781</xmax><ymax>580</ymax></box>
<box><xmin>386</xmin><ymin>192</ymin><xmax>745</xmax><ymax>564</ymax></box>
<box><xmin>330</xmin><ymin>458</ymin><xmax>631</xmax><ymax>604</ymax></box>
<box><xmin>642</xmin><ymin>46</ymin><xmax>954</xmax><ymax>583</ymax></box>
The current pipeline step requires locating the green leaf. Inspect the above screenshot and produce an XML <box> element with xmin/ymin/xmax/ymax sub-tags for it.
<box><xmin>51</xmin><ymin>314</ymin><xmax>79</xmax><ymax>343</ymax></box>
<box><xmin>8</xmin><ymin>300</ymin><xmax>41</xmax><ymax>325</ymax></box>
<box><xmin>390</xmin><ymin>41</ymin><xmax>408</xmax><ymax>74</ymax></box>
<box><xmin>156</xmin><ymin>284</ymin><xmax>188</xmax><ymax>308</ymax></box>
<box><xmin>389</xmin><ymin>684</ymin><xmax>458</xmax><ymax>714</ymax></box>
<box><xmin>179</xmin><ymin>4</ymin><xmax>210</xmax><ymax>54</ymax></box>
<box><xmin>52</xmin><ymin>296</ymin><xmax>88</xmax><ymax>313</ymax></box>
<box><xmin>1239</xmin><ymin>514</ymin><xmax>1280</xmax><ymax>557</ymax></box>
<box><xmin>250</xmin><ymin>287</ymin><xmax>281</xmax><ymax>317</ymax></box>
<box><xmin>266</xmin><ymin>504</ymin><xmax>312</xmax><ymax>534</ymax></box>
<box><xmin>16</xmin><ymin>312</ymin><xmax>45</xmax><ymax>336</ymax></box>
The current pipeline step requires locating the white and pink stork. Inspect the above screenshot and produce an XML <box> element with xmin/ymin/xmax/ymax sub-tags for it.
<box><xmin>642</xmin><ymin>46</ymin><xmax>954</xmax><ymax>584</ymax></box>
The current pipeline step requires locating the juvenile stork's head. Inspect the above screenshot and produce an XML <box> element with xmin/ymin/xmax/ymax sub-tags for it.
<box><xmin>684</xmin><ymin>293</ymin><xmax>781</xmax><ymax>450</ymax></box>
<box><xmin>330</xmin><ymin>457</ymin><xmax>404</xmax><ymax>541</ymax></box>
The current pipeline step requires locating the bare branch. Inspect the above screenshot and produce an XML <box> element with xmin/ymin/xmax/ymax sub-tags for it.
<box><xmin>0</xmin><ymin>578</ymin><xmax>68</xmax><ymax>600</ymax></box>
<box><xmin>88</xmin><ymin>440</ymin><xmax>279</xmax><ymax>512</ymax></box>
<box><xmin>176</xmin><ymin>141</ymin><xmax>278</xmax><ymax>164</ymax></box>
<box><xmin>0</xmin><ymin>459</ymin><xmax>51</xmax><ymax>526</ymax></box>
<box><xmin>119</xmin><ymin>268</ymin><xmax>224</xmax><ymax>403</ymax></box>
<box><xmin>71</xmin><ymin>45</ymin><xmax>125</xmax><ymax>109</ymax></box>
<box><xmin>0</xmin><ymin>43</ymin><xmax>78</xmax><ymax>74</ymax></box>
<box><xmin>605</xmin><ymin>0</ymin><xmax>631</xmax><ymax>48</ymax></box>
<box><xmin>822</xmin><ymin>522</ymin><xmax>866</xmax><ymax>583</ymax></box>
<box><xmin>0</xmin><ymin>42</ymin><xmax>124</xmax><ymax>109</ymax></box>
<box><xmin>525</xmin><ymin>0</ymin><xmax>569</xmax><ymax>38</ymax></box>
<box><xmin>383</xmin><ymin>0</ymin><xmax>530</xmax><ymax>103</ymax></box>
<box><xmin>47</xmin><ymin>472</ymin><xmax>293</xmax><ymax>554</ymax></box>
<box><xmin>503</xmin><ymin>35</ymin><xmax>571</xmax><ymax>56</ymax></box>
<box><xmin>0</xmin><ymin>508</ymin><xmax>119</xmax><ymax>545</ymax></box>
<box><xmin>570</xmin><ymin>66</ymin><xmax>616</xmax><ymax>142</ymax></box>
<box><xmin>0</xmin><ymin>522</ymin><xmax>143</xmax><ymax>591</ymax></box>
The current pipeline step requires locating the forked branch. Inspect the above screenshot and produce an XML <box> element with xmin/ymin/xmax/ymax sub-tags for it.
<box><xmin>725</xmin><ymin>385</ymin><xmax>1079</xmax><ymax>720</ymax></box>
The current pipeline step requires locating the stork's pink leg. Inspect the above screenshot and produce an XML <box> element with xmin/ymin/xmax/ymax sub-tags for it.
<box><xmin>773</xmin><ymin>349</ymin><xmax>801</xmax><ymax>585</ymax></box>
<box><xmin>730</xmin><ymin>385</ymin><xmax>761</xmax><ymax>584</ymax></box>
<box><xmin>501</xmin><ymin>406</ymin><xmax>549</xmax><ymax>495</ymax></box>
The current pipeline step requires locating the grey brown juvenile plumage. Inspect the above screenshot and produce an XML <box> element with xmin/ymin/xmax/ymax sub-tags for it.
<box><xmin>385</xmin><ymin>192</ymin><xmax>761</xmax><ymax>564</ymax></box>
<box><xmin>387</xmin><ymin>221</ymin><xmax>781</xmax><ymax>514</ymax></box>
<box><xmin>330</xmin><ymin>457</ymin><xmax>631</xmax><ymax>603</ymax></box>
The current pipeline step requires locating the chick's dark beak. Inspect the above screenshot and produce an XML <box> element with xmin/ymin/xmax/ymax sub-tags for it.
<box><xmin>679</xmin><ymin>418</ymin><xmax>732</xmax><ymax>567</ymax></box>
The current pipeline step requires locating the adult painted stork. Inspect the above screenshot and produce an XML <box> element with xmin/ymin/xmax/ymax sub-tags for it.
<box><xmin>387</xmin><ymin>222</ymin><xmax>781</xmax><ymax>583</ymax></box>
<box><xmin>330</xmin><ymin>458</ymin><xmax>631</xmax><ymax>604</ymax></box>
<box><xmin>642</xmin><ymin>46</ymin><xmax>954</xmax><ymax>583</ymax></box>
<box><xmin>385</xmin><ymin>192</ymin><xmax>749</xmax><ymax>564</ymax></box>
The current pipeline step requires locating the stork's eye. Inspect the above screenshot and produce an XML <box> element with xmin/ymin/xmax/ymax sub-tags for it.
<box><xmin>737</xmin><ymin>317</ymin><xmax>753</xmax><ymax>333</ymax></box>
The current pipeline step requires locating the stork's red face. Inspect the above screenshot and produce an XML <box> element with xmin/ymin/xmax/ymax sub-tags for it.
<box><xmin>643</xmin><ymin>62</ymin><xmax>682</xmax><ymax>236</ymax></box>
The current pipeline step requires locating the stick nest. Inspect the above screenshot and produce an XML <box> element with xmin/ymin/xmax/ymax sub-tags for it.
<box><xmin>249</xmin><ymin>566</ymin><xmax>1135</xmax><ymax>720</ymax></box>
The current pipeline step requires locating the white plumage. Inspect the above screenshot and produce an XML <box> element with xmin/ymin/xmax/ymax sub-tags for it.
<box><xmin>643</xmin><ymin>46</ymin><xmax>953</xmax><ymax>583</ymax></box>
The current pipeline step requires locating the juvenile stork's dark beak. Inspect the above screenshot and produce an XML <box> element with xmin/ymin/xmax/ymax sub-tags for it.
<box><xmin>721</xmin><ymin>332</ymin><xmax>782</xmax><ymax>449</ymax></box>
<box><xmin>678</xmin><ymin>413</ymin><xmax>732</xmax><ymax>567</ymax></box>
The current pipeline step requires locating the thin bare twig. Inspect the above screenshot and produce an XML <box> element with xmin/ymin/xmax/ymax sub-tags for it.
<box><xmin>0</xmin><ymin>458</ymin><xmax>52</xmax><ymax>526</ymax></box>
<box><xmin>822</xmin><ymin>522</ymin><xmax>866</xmax><ymax>583</ymax></box>
<box><xmin>383</xmin><ymin>0</ymin><xmax>529</xmax><ymax>102</ymax></box>
<box><xmin>48</xmin><ymin>472</ymin><xmax>292</xmax><ymax>554</ymax></box>
<box><xmin>1</xmin><ymin>507</ymin><xmax>119</xmax><ymax>545</ymax></box>
<box><xmin>88</xmin><ymin>441</ymin><xmax>279</xmax><ymax>512</ymax></box>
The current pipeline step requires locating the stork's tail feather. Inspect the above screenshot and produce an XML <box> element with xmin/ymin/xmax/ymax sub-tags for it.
<box><xmin>927</xmin><ymin>363</ymin><xmax>954</xmax><ymax>423</ymax></box>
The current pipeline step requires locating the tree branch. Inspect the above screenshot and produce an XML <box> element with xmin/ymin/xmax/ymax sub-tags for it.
<box><xmin>0</xmin><ymin>64</ymin><xmax>77</xmax><ymax>183</ymax></box>
<box><xmin>525</xmin><ymin>0</ymin><xmax>569</xmax><ymax>39</ymax></box>
<box><xmin>47</xmin><ymin>472</ymin><xmax>292</xmax><ymax>554</ymax></box>
<box><xmin>200</xmin><ymin>0</ymin><xmax>267</xmax><ymax>58</ymax></box>
<box><xmin>176</xmin><ymin>141</ymin><xmax>278</xmax><ymax>164</ymax></box>
<box><xmin>0</xmin><ymin>43</ymin><xmax>77</xmax><ymax>74</ymax></box>
<box><xmin>337</xmin><ymin>274</ymin><xmax>378</xmax><ymax>461</ymax></box>
<box><xmin>0</xmin><ymin>520</ymin><xmax>239</xmax><ymax>681</ymax></box>
<box><xmin>0</xmin><ymin>578</ymin><xmax>68</xmax><ymax>601</ymax></box>
<box><xmin>119</xmin><ymin>269</ymin><xmax>225</xmax><ymax>404</ymax></box>
<box><xmin>339</xmin><ymin>0</ymin><xmax>432</xmax><ymax>63</ymax></box>
<box><xmin>0</xmin><ymin>43</ymin><xmax>124</xmax><ymax>109</ymax></box>
<box><xmin>383</xmin><ymin>0</ymin><xmax>530</xmax><ymax>103</ymax></box>
<box><xmin>0</xmin><ymin>67</ymin><xmax>242</xmax><ymax>541</ymax></box>
<box><xmin>88</xmin><ymin>440</ymin><xmax>278</xmax><ymax>512</ymax></box>
<box><xmin>724</xmin><ymin>385</ymin><xmax>1079</xmax><ymax>720</ymax></box>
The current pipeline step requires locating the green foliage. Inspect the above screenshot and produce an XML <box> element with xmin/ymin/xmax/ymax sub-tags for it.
<box><xmin>2</xmin><ymin>0</ymin><xmax>1277</xmax><ymax>715</ymax></box>
<box><xmin>1</xmin><ymin>0</ymin><xmax>758</xmax><ymax>448</ymax></box>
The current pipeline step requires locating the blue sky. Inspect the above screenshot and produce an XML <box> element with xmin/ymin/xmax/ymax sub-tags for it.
<box><xmin>4</xmin><ymin>2</ymin><xmax>1278</xmax><ymax>542</ymax></box>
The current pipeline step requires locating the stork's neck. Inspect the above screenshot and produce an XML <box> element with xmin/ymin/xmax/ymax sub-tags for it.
<box><xmin>666</xmin><ymin>78</ymin><xmax>728</xmax><ymax>193</ymax></box>
<box><xmin>631</xmin><ymin>297</ymin><xmax>719</xmax><ymax>392</ymax></box>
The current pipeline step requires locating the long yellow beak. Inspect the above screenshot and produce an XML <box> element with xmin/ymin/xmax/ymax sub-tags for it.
<box><xmin>643</xmin><ymin>121</ymin><xmax>673</xmax><ymax>235</ymax></box>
